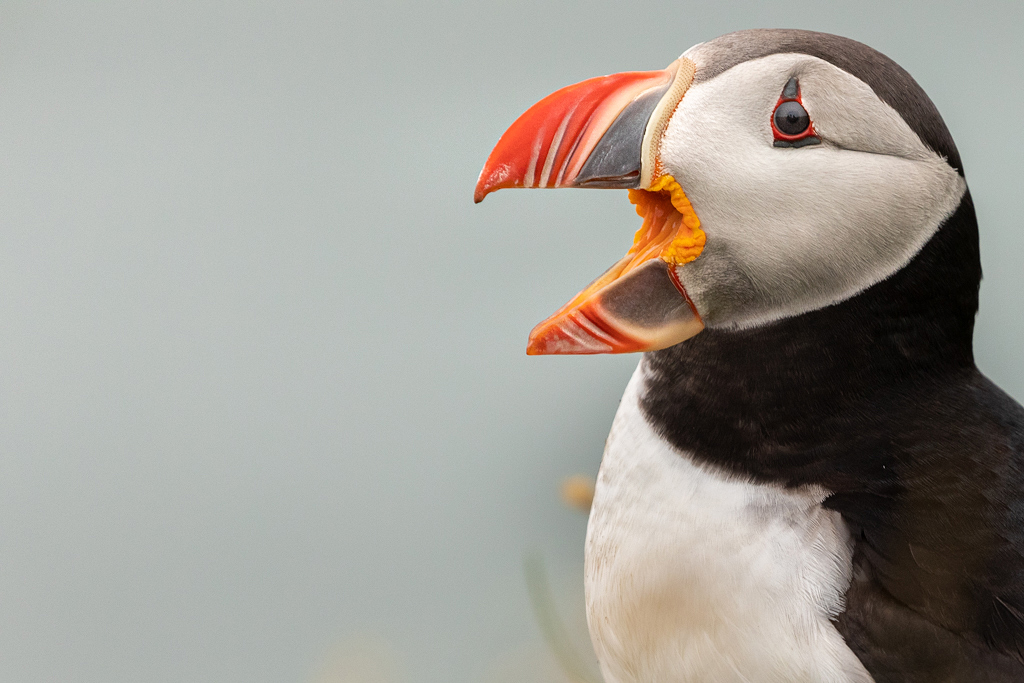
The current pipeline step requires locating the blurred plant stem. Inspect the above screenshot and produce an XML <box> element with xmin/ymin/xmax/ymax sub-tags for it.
<box><xmin>523</xmin><ymin>553</ymin><xmax>603</xmax><ymax>683</ymax></box>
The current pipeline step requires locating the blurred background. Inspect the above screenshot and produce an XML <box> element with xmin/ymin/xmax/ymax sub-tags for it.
<box><xmin>0</xmin><ymin>1</ymin><xmax>1020</xmax><ymax>682</ymax></box>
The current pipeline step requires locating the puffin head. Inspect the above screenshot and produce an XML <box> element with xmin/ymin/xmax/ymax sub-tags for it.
<box><xmin>475</xmin><ymin>29</ymin><xmax>968</xmax><ymax>355</ymax></box>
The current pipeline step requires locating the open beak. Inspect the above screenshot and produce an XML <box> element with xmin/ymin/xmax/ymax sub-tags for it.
<box><xmin>475</xmin><ymin>58</ymin><xmax>706</xmax><ymax>355</ymax></box>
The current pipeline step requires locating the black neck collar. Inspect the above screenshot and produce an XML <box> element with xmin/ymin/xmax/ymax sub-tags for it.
<box><xmin>639</xmin><ymin>192</ymin><xmax>980</xmax><ymax>489</ymax></box>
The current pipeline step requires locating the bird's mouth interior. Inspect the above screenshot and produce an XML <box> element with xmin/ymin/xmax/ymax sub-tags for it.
<box><xmin>525</xmin><ymin>174</ymin><xmax>706</xmax><ymax>354</ymax></box>
<box><xmin>548</xmin><ymin>174</ymin><xmax>706</xmax><ymax>314</ymax></box>
<box><xmin>627</xmin><ymin>175</ymin><xmax>706</xmax><ymax>269</ymax></box>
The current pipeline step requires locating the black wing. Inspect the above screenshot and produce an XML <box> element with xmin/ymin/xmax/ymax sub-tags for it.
<box><xmin>831</xmin><ymin>372</ymin><xmax>1024</xmax><ymax>682</ymax></box>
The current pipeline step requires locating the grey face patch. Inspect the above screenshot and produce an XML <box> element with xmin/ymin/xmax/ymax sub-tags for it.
<box><xmin>773</xmin><ymin>136</ymin><xmax>821</xmax><ymax>148</ymax></box>
<box><xmin>782</xmin><ymin>76</ymin><xmax>799</xmax><ymax>99</ymax></box>
<box><xmin>686</xmin><ymin>29</ymin><xmax>963</xmax><ymax>175</ymax></box>
<box><xmin>774</xmin><ymin>135</ymin><xmax>823</xmax><ymax>147</ymax></box>
<box><xmin>575</xmin><ymin>84</ymin><xmax>670</xmax><ymax>188</ymax></box>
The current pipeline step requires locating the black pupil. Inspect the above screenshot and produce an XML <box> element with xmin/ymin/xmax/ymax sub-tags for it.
<box><xmin>774</xmin><ymin>100</ymin><xmax>809</xmax><ymax>136</ymax></box>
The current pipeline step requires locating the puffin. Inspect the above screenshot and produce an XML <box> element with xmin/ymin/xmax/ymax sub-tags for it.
<box><xmin>474</xmin><ymin>29</ymin><xmax>1024</xmax><ymax>683</ymax></box>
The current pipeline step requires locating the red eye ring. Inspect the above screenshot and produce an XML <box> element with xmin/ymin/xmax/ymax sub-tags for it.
<box><xmin>772</xmin><ymin>78</ymin><xmax>820</xmax><ymax>147</ymax></box>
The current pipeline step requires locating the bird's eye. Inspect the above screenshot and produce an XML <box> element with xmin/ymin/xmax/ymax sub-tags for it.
<box><xmin>771</xmin><ymin>77</ymin><xmax>820</xmax><ymax>148</ymax></box>
<box><xmin>774</xmin><ymin>101</ymin><xmax>809</xmax><ymax>136</ymax></box>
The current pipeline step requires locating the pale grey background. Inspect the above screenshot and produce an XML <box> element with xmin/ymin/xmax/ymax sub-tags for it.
<box><xmin>0</xmin><ymin>1</ymin><xmax>1020</xmax><ymax>682</ymax></box>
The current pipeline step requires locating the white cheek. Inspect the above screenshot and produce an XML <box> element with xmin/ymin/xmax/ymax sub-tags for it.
<box><xmin>659</xmin><ymin>54</ymin><xmax>966</xmax><ymax>328</ymax></box>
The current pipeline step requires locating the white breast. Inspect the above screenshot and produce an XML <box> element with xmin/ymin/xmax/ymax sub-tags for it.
<box><xmin>585</xmin><ymin>362</ymin><xmax>874</xmax><ymax>683</ymax></box>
